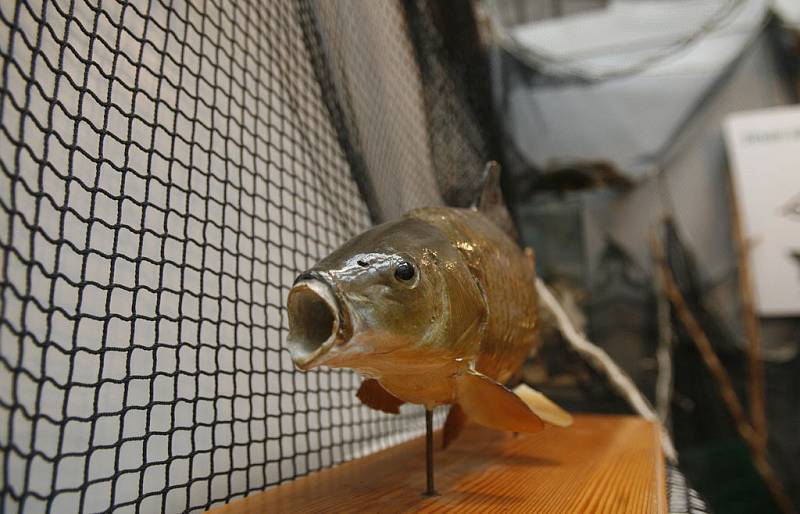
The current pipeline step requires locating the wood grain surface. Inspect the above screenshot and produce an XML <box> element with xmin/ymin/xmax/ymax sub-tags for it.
<box><xmin>210</xmin><ymin>414</ymin><xmax>665</xmax><ymax>514</ymax></box>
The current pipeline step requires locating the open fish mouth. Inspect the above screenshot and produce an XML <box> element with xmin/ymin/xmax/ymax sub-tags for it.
<box><xmin>287</xmin><ymin>276</ymin><xmax>342</xmax><ymax>369</ymax></box>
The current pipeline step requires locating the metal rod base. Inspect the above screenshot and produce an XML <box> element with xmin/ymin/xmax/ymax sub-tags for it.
<box><xmin>423</xmin><ymin>408</ymin><xmax>438</xmax><ymax>497</ymax></box>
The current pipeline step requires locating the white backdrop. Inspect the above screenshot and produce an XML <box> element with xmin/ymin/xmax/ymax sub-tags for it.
<box><xmin>0</xmin><ymin>1</ymin><xmax>436</xmax><ymax>512</ymax></box>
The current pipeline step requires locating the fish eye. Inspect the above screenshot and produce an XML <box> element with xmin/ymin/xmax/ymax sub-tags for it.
<box><xmin>394</xmin><ymin>261</ymin><xmax>415</xmax><ymax>281</ymax></box>
<box><xmin>357</xmin><ymin>259</ymin><xmax>369</xmax><ymax>267</ymax></box>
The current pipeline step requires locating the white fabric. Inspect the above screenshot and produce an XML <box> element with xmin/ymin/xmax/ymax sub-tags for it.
<box><xmin>501</xmin><ymin>0</ymin><xmax>768</xmax><ymax>178</ymax></box>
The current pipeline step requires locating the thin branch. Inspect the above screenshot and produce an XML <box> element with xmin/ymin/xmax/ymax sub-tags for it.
<box><xmin>651</xmin><ymin>231</ymin><xmax>674</xmax><ymax>428</ymax></box>
<box><xmin>536</xmin><ymin>278</ymin><xmax>678</xmax><ymax>463</ymax></box>
<box><xmin>727</xmin><ymin>170</ymin><xmax>768</xmax><ymax>454</ymax></box>
<box><xmin>654</xmin><ymin>248</ymin><xmax>795</xmax><ymax>514</ymax></box>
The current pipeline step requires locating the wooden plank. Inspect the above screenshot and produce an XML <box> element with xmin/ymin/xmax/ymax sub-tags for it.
<box><xmin>210</xmin><ymin>415</ymin><xmax>665</xmax><ymax>514</ymax></box>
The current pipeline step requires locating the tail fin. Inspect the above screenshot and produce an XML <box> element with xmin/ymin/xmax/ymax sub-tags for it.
<box><xmin>513</xmin><ymin>383</ymin><xmax>573</xmax><ymax>427</ymax></box>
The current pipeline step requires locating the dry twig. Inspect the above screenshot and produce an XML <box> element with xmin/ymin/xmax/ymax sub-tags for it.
<box><xmin>727</xmin><ymin>171</ymin><xmax>768</xmax><ymax>454</ymax></box>
<box><xmin>651</xmin><ymin>231</ymin><xmax>674</xmax><ymax>427</ymax></box>
<box><xmin>653</xmin><ymin>244</ymin><xmax>794</xmax><ymax>514</ymax></box>
<box><xmin>536</xmin><ymin>278</ymin><xmax>678</xmax><ymax>463</ymax></box>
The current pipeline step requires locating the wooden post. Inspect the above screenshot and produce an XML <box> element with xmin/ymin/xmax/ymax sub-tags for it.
<box><xmin>654</xmin><ymin>243</ymin><xmax>795</xmax><ymax>514</ymax></box>
<box><xmin>727</xmin><ymin>170</ymin><xmax>767</xmax><ymax>453</ymax></box>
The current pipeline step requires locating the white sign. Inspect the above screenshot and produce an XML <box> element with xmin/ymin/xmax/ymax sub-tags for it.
<box><xmin>724</xmin><ymin>105</ymin><xmax>800</xmax><ymax>316</ymax></box>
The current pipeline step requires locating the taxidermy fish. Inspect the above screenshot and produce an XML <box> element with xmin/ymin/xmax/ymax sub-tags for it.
<box><xmin>286</xmin><ymin>164</ymin><xmax>572</xmax><ymax>447</ymax></box>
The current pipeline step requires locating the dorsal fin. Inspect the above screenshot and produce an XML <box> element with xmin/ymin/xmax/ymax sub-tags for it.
<box><xmin>474</xmin><ymin>161</ymin><xmax>519</xmax><ymax>242</ymax></box>
<box><xmin>476</xmin><ymin>161</ymin><xmax>504</xmax><ymax>211</ymax></box>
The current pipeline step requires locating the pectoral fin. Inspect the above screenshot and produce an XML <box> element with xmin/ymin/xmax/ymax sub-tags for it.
<box><xmin>442</xmin><ymin>404</ymin><xmax>467</xmax><ymax>449</ymax></box>
<box><xmin>455</xmin><ymin>369</ymin><xmax>544</xmax><ymax>433</ymax></box>
<box><xmin>513</xmin><ymin>383</ymin><xmax>573</xmax><ymax>427</ymax></box>
<box><xmin>356</xmin><ymin>379</ymin><xmax>405</xmax><ymax>414</ymax></box>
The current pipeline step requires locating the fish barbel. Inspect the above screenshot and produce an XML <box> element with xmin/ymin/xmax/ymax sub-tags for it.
<box><xmin>286</xmin><ymin>172</ymin><xmax>571</xmax><ymax>439</ymax></box>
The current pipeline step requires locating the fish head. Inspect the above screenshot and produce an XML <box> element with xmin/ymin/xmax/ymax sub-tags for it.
<box><xmin>286</xmin><ymin>217</ymin><xmax>482</xmax><ymax>372</ymax></box>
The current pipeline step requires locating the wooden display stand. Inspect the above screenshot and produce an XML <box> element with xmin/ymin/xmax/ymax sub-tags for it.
<box><xmin>211</xmin><ymin>415</ymin><xmax>666</xmax><ymax>513</ymax></box>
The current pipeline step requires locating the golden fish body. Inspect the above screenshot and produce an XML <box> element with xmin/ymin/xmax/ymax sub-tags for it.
<box><xmin>286</xmin><ymin>205</ymin><xmax>572</xmax><ymax>434</ymax></box>
<box><xmin>407</xmin><ymin>208</ymin><xmax>538</xmax><ymax>391</ymax></box>
<box><xmin>287</xmin><ymin>157</ymin><xmax>573</xmax><ymax>442</ymax></box>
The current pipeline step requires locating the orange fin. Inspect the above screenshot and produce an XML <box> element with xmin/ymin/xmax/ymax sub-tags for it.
<box><xmin>525</xmin><ymin>247</ymin><xmax>536</xmax><ymax>272</ymax></box>
<box><xmin>442</xmin><ymin>404</ymin><xmax>467</xmax><ymax>449</ymax></box>
<box><xmin>513</xmin><ymin>383</ymin><xmax>573</xmax><ymax>427</ymax></box>
<box><xmin>455</xmin><ymin>369</ymin><xmax>544</xmax><ymax>433</ymax></box>
<box><xmin>474</xmin><ymin>161</ymin><xmax>519</xmax><ymax>242</ymax></box>
<box><xmin>356</xmin><ymin>379</ymin><xmax>404</xmax><ymax>414</ymax></box>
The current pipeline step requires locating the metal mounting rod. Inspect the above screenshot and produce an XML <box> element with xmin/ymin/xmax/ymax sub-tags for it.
<box><xmin>423</xmin><ymin>408</ymin><xmax>438</xmax><ymax>497</ymax></box>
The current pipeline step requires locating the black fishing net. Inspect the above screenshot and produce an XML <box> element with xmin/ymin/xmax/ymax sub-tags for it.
<box><xmin>0</xmin><ymin>0</ymin><xmax>496</xmax><ymax>512</ymax></box>
<box><xmin>307</xmin><ymin>0</ymin><xmax>495</xmax><ymax>221</ymax></box>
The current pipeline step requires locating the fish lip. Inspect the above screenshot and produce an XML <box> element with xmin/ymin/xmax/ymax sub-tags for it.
<box><xmin>286</xmin><ymin>274</ymin><xmax>346</xmax><ymax>370</ymax></box>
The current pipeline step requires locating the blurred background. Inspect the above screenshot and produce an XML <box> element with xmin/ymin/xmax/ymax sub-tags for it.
<box><xmin>0</xmin><ymin>1</ymin><xmax>797</xmax><ymax>512</ymax></box>
<box><xmin>483</xmin><ymin>1</ymin><xmax>800</xmax><ymax>513</ymax></box>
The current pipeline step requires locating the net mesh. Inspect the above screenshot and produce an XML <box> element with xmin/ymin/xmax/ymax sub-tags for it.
<box><xmin>307</xmin><ymin>0</ymin><xmax>493</xmax><ymax>221</ymax></box>
<box><xmin>310</xmin><ymin>0</ymin><xmax>444</xmax><ymax>222</ymax></box>
<box><xmin>0</xmin><ymin>0</ymin><xmax>498</xmax><ymax>512</ymax></box>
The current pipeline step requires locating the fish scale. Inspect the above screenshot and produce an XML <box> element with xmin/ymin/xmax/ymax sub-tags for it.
<box><xmin>408</xmin><ymin>207</ymin><xmax>538</xmax><ymax>385</ymax></box>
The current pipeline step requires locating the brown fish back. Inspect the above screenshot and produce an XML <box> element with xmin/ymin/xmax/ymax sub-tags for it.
<box><xmin>408</xmin><ymin>208</ymin><xmax>538</xmax><ymax>383</ymax></box>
